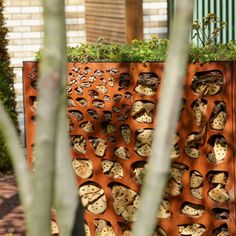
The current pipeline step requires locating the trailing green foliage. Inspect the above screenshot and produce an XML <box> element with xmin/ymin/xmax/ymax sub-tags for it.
<box><xmin>36</xmin><ymin>14</ymin><xmax>235</xmax><ymax>63</ymax></box>
<box><xmin>36</xmin><ymin>36</ymin><xmax>236</xmax><ymax>63</ymax></box>
<box><xmin>0</xmin><ymin>0</ymin><xmax>19</xmax><ymax>171</ymax></box>
<box><xmin>35</xmin><ymin>14</ymin><xmax>236</xmax><ymax>63</ymax></box>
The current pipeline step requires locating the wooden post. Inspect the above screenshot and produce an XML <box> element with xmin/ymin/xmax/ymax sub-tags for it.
<box><xmin>125</xmin><ymin>0</ymin><xmax>143</xmax><ymax>43</ymax></box>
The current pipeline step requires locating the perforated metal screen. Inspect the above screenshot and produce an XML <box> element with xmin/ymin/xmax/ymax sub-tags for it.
<box><xmin>23</xmin><ymin>61</ymin><xmax>236</xmax><ymax>235</ymax></box>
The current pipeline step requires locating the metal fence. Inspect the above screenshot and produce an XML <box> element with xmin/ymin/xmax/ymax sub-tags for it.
<box><xmin>168</xmin><ymin>0</ymin><xmax>236</xmax><ymax>45</ymax></box>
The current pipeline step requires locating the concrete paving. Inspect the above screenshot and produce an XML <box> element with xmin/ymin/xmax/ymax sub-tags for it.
<box><xmin>0</xmin><ymin>172</ymin><xmax>25</xmax><ymax>236</ymax></box>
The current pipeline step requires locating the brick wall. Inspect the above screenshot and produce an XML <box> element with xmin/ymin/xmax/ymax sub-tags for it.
<box><xmin>3</xmin><ymin>0</ymin><xmax>86</xmax><ymax>144</ymax></box>
<box><xmin>143</xmin><ymin>0</ymin><xmax>168</xmax><ymax>39</ymax></box>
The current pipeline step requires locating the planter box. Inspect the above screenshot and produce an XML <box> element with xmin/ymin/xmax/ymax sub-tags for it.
<box><xmin>23</xmin><ymin>61</ymin><xmax>236</xmax><ymax>235</ymax></box>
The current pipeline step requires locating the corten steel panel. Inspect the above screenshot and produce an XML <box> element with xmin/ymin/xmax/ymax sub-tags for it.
<box><xmin>23</xmin><ymin>61</ymin><xmax>235</xmax><ymax>235</ymax></box>
<box><xmin>23</xmin><ymin>61</ymin><xmax>38</xmax><ymax>169</ymax></box>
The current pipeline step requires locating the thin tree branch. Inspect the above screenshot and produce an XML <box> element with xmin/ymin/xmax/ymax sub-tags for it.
<box><xmin>51</xmin><ymin>0</ymin><xmax>83</xmax><ymax>234</ymax></box>
<box><xmin>0</xmin><ymin>103</ymin><xmax>33</xmax><ymax>234</ymax></box>
<box><xmin>132</xmin><ymin>1</ymin><xmax>194</xmax><ymax>236</ymax></box>
<box><xmin>54</xmin><ymin>97</ymin><xmax>85</xmax><ymax>236</ymax></box>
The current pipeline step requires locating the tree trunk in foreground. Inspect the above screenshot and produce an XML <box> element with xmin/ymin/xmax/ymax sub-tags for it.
<box><xmin>0</xmin><ymin>0</ymin><xmax>84</xmax><ymax>235</ymax></box>
<box><xmin>132</xmin><ymin>1</ymin><xmax>194</xmax><ymax>236</ymax></box>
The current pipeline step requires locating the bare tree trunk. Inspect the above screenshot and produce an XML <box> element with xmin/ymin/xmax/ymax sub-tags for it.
<box><xmin>132</xmin><ymin>1</ymin><xmax>194</xmax><ymax>236</ymax></box>
<box><xmin>0</xmin><ymin>0</ymin><xmax>83</xmax><ymax>235</ymax></box>
<box><xmin>31</xmin><ymin>2</ymin><xmax>65</xmax><ymax>236</ymax></box>
<box><xmin>54</xmin><ymin>96</ymin><xmax>84</xmax><ymax>236</ymax></box>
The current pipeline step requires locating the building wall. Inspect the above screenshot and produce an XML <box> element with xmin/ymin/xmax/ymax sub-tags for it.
<box><xmin>85</xmin><ymin>0</ymin><xmax>126</xmax><ymax>44</ymax></box>
<box><xmin>2</xmin><ymin>0</ymin><xmax>168</xmax><ymax>144</ymax></box>
<box><xmin>143</xmin><ymin>0</ymin><xmax>168</xmax><ymax>39</ymax></box>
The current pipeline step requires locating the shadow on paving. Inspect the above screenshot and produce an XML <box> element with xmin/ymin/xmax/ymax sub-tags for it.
<box><xmin>0</xmin><ymin>193</ymin><xmax>20</xmax><ymax>218</ymax></box>
<box><xmin>0</xmin><ymin>172</ymin><xmax>25</xmax><ymax>236</ymax></box>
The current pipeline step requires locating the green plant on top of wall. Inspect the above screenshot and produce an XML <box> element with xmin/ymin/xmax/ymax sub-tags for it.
<box><xmin>36</xmin><ymin>36</ymin><xmax>170</xmax><ymax>63</ymax></box>
<box><xmin>36</xmin><ymin>36</ymin><xmax>236</xmax><ymax>64</ymax></box>
<box><xmin>0</xmin><ymin>0</ymin><xmax>19</xmax><ymax>171</ymax></box>
<box><xmin>36</xmin><ymin>14</ymin><xmax>235</xmax><ymax>64</ymax></box>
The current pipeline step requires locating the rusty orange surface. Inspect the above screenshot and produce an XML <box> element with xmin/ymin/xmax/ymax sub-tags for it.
<box><xmin>23</xmin><ymin>61</ymin><xmax>236</xmax><ymax>235</ymax></box>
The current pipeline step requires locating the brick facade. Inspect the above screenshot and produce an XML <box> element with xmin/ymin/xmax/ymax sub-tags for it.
<box><xmin>143</xmin><ymin>1</ymin><xmax>168</xmax><ymax>39</ymax></box>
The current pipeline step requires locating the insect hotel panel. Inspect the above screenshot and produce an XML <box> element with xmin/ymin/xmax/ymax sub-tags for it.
<box><xmin>23</xmin><ymin>61</ymin><xmax>236</xmax><ymax>235</ymax></box>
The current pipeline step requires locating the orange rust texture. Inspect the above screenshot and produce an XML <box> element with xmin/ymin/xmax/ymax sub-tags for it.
<box><xmin>23</xmin><ymin>61</ymin><xmax>236</xmax><ymax>235</ymax></box>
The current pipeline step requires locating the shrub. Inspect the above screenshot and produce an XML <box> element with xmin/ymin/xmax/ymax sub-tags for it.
<box><xmin>35</xmin><ymin>13</ymin><xmax>236</xmax><ymax>63</ymax></box>
<box><xmin>0</xmin><ymin>0</ymin><xmax>19</xmax><ymax>171</ymax></box>
<box><xmin>36</xmin><ymin>36</ymin><xmax>236</xmax><ymax>64</ymax></box>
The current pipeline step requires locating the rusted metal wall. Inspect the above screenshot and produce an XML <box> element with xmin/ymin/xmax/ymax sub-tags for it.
<box><xmin>23</xmin><ymin>61</ymin><xmax>236</xmax><ymax>235</ymax></box>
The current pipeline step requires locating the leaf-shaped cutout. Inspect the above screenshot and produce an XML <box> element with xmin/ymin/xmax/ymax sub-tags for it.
<box><xmin>208</xmin><ymin>184</ymin><xmax>230</xmax><ymax>203</ymax></box>
<box><xmin>191</xmin><ymin>98</ymin><xmax>207</xmax><ymax>126</ymax></box>
<box><xmin>92</xmin><ymin>99</ymin><xmax>105</xmax><ymax>108</ymax></box>
<box><xmin>80</xmin><ymin>121</ymin><xmax>94</xmax><ymax>133</ymax></box>
<box><xmin>72</xmin><ymin>159</ymin><xmax>93</xmax><ymax>178</ymax></box>
<box><xmin>72</xmin><ymin>135</ymin><xmax>87</xmax><ymax>154</ymax></box>
<box><xmin>191</xmin><ymin>70</ymin><xmax>224</xmax><ymax>96</ymax></box>
<box><xmin>207</xmin><ymin>135</ymin><xmax>227</xmax><ymax>164</ymax></box>
<box><xmin>89</xmin><ymin>137</ymin><xmax>107</xmax><ymax>157</ymax></box>
<box><xmin>79</xmin><ymin>182</ymin><xmax>107</xmax><ymax>214</ymax></box>
<box><xmin>29</xmin><ymin>96</ymin><xmax>37</xmax><ymax>110</ymax></box>
<box><xmin>120</xmin><ymin>125</ymin><xmax>131</xmax><ymax>144</ymax></box>
<box><xmin>206</xmin><ymin>171</ymin><xmax>228</xmax><ymax>185</ymax></box>
<box><xmin>87</xmin><ymin>109</ymin><xmax>99</xmax><ymax>119</ymax></box>
<box><xmin>103</xmin><ymin>111</ymin><xmax>112</xmax><ymax>121</ymax></box>
<box><xmin>114</xmin><ymin>147</ymin><xmax>130</xmax><ymax>160</ymax></box>
<box><xmin>101</xmin><ymin>121</ymin><xmax>116</xmax><ymax>134</ymax></box>
<box><xmin>94</xmin><ymin>69</ymin><xmax>104</xmax><ymax>76</ymax></box>
<box><xmin>119</xmin><ymin>73</ymin><xmax>130</xmax><ymax>90</ymax></box>
<box><xmin>190</xmin><ymin>170</ymin><xmax>203</xmax><ymax>189</ymax></box>
<box><xmin>212</xmin><ymin>224</ymin><xmax>229</xmax><ymax>236</ymax></box>
<box><xmin>68</xmin><ymin>110</ymin><xmax>83</xmax><ymax>121</ymax></box>
<box><xmin>88</xmin><ymin>90</ymin><xmax>99</xmax><ymax>99</ymax></box>
<box><xmin>212</xmin><ymin>208</ymin><xmax>230</xmax><ymax>220</ymax></box>
<box><xmin>131</xmin><ymin>161</ymin><xmax>147</xmax><ymax>185</ymax></box>
<box><xmin>135</xmin><ymin>72</ymin><xmax>160</xmax><ymax>96</ymax></box>
<box><xmin>209</xmin><ymin>101</ymin><xmax>227</xmax><ymax>131</ymax></box>
<box><xmin>109</xmin><ymin>183</ymin><xmax>138</xmax><ymax>222</ymax></box>
<box><xmin>180</xmin><ymin>202</ymin><xmax>205</xmax><ymax>217</ymax></box>
<box><xmin>94</xmin><ymin>219</ymin><xmax>115</xmax><ymax>236</ymax></box>
<box><xmin>124</xmin><ymin>91</ymin><xmax>132</xmax><ymax>100</ymax></box>
<box><xmin>113</xmin><ymin>94</ymin><xmax>122</xmax><ymax>103</ymax></box>
<box><xmin>185</xmin><ymin>132</ymin><xmax>201</xmax><ymax>159</ymax></box>
<box><xmin>102</xmin><ymin>160</ymin><xmax>124</xmax><ymax>179</ymax></box>
<box><xmin>178</xmin><ymin>224</ymin><xmax>206</xmax><ymax>236</ymax></box>
<box><xmin>76</xmin><ymin>97</ymin><xmax>87</xmax><ymax>106</ymax></box>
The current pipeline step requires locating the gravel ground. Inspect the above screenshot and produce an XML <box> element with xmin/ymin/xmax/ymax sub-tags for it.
<box><xmin>0</xmin><ymin>172</ymin><xmax>25</xmax><ymax>236</ymax></box>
